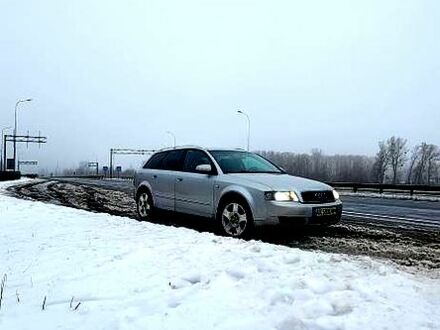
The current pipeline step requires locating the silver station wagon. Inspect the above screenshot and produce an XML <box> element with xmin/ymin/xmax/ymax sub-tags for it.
<box><xmin>134</xmin><ymin>146</ymin><xmax>342</xmax><ymax>237</ymax></box>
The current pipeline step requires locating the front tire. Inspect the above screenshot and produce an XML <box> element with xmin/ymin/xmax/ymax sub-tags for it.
<box><xmin>217</xmin><ymin>199</ymin><xmax>254</xmax><ymax>238</ymax></box>
<box><xmin>137</xmin><ymin>191</ymin><xmax>154</xmax><ymax>221</ymax></box>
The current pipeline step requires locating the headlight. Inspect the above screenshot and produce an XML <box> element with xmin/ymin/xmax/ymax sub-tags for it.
<box><xmin>332</xmin><ymin>189</ymin><xmax>340</xmax><ymax>200</ymax></box>
<box><xmin>265</xmin><ymin>191</ymin><xmax>299</xmax><ymax>202</ymax></box>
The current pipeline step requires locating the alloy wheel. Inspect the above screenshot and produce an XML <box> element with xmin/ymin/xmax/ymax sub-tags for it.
<box><xmin>222</xmin><ymin>202</ymin><xmax>248</xmax><ymax>236</ymax></box>
<box><xmin>138</xmin><ymin>193</ymin><xmax>151</xmax><ymax>218</ymax></box>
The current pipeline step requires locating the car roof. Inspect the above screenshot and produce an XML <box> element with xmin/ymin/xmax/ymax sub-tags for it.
<box><xmin>155</xmin><ymin>145</ymin><xmax>206</xmax><ymax>153</ymax></box>
<box><xmin>154</xmin><ymin>146</ymin><xmax>247</xmax><ymax>153</ymax></box>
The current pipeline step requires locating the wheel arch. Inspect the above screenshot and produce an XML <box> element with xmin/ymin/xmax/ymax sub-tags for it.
<box><xmin>136</xmin><ymin>181</ymin><xmax>154</xmax><ymax>204</ymax></box>
<box><xmin>216</xmin><ymin>189</ymin><xmax>255</xmax><ymax>220</ymax></box>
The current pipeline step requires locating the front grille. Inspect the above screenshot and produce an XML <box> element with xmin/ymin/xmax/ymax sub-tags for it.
<box><xmin>301</xmin><ymin>191</ymin><xmax>335</xmax><ymax>204</ymax></box>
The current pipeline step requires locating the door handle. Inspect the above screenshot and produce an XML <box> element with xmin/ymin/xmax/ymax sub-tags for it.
<box><xmin>176</xmin><ymin>178</ymin><xmax>183</xmax><ymax>182</ymax></box>
<box><xmin>152</xmin><ymin>175</ymin><xmax>158</xmax><ymax>179</ymax></box>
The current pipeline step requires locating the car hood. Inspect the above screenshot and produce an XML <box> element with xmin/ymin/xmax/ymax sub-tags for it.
<box><xmin>228</xmin><ymin>173</ymin><xmax>332</xmax><ymax>192</ymax></box>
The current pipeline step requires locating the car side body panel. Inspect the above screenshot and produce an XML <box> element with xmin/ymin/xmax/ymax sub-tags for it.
<box><xmin>175</xmin><ymin>171</ymin><xmax>216</xmax><ymax>217</ymax></box>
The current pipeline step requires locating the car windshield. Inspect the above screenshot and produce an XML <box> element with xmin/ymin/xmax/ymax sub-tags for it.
<box><xmin>210</xmin><ymin>150</ymin><xmax>283</xmax><ymax>174</ymax></box>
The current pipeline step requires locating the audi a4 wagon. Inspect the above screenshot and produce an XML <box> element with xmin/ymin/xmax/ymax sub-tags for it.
<box><xmin>134</xmin><ymin>146</ymin><xmax>342</xmax><ymax>237</ymax></box>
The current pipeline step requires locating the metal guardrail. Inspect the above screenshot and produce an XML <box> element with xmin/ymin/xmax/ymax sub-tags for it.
<box><xmin>328</xmin><ymin>182</ymin><xmax>440</xmax><ymax>196</ymax></box>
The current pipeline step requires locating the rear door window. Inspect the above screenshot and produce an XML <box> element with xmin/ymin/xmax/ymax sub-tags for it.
<box><xmin>160</xmin><ymin>150</ymin><xmax>186</xmax><ymax>171</ymax></box>
<box><xmin>143</xmin><ymin>152</ymin><xmax>166</xmax><ymax>169</ymax></box>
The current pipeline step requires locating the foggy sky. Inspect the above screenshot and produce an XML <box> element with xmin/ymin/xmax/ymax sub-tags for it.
<box><xmin>1</xmin><ymin>0</ymin><xmax>439</xmax><ymax>173</ymax></box>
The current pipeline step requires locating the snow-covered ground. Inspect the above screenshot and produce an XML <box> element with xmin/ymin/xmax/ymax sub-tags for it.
<box><xmin>1</xmin><ymin>180</ymin><xmax>439</xmax><ymax>330</ymax></box>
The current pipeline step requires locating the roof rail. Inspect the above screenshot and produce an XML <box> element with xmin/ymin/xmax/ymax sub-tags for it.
<box><xmin>156</xmin><ymin>145</ymin><xmax>206</xmax><ymax>152</ymax></box>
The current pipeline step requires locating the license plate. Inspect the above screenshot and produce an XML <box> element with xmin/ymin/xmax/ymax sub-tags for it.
<box><xmin>315</xmin><ymin>207</ymin><xmax>337</xmax><ymax>217</ymax></box>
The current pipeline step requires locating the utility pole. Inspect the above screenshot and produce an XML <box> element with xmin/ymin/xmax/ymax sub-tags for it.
<box><xmin>237</xmin><ymin>110</ymin><xmax>250</xmax><ymax>151</ymax></box>
<box><xmin>109</xmin><ymin>148</ymin><xmax>113</xmax><ymax>179</ymax></box>
<box><xmin>14</xmin><ymin>99</ymin><xmax>32</xmax><ymax>170</ymax></box>
<box><xmin>166</xmin><ymin>131</ymin><xmax>177</xmax><ymax>148</ymax></box>
<box><xmin>1</xmin><ymin>126</ymin><xmax>11</xmax><ymax>171</ymax></box>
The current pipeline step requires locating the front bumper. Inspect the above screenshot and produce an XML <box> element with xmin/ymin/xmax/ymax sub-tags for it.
<box><xmin>257</xmin><ymin>200</ymin><xmax>343</xmax><ymax>225</ymax></box>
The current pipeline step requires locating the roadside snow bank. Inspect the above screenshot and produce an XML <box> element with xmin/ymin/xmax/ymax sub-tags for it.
<box><xmin>0</xmin><ymin>181</ymin><xmax>439</xmax><ymax>330</ymax></box>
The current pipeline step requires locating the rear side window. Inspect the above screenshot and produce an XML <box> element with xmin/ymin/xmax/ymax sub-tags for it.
<box><xmin>183</xmin><ymin>150</ymin><xmax>213</xmax><ymax>173</ymax></box>
<box><xmin>160</xmin><ymin>150</ymin><xmax>186</xmax><ymax>171</ymax></box>
<box><xmin>143</xmin><ymin>152</ymin><xmax>166</xmax><ymax>169</ymax></box>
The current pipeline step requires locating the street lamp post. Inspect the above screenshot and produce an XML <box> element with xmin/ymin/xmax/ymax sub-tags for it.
<box><xmin>237</xmin><ymin>110</ymin><xmax>250</xmax><ymax>151</ymax></box>
<box><xmin>1</xmin><ymin>126</ymin><xmax>12</xmax><ymax>171</ymax></box>
<box><xmin>166</xmin><ymin>131</ymin><xmax>177</xmax><ymax>148</ymax></box>
<box><xmin>14</xmin><ymin>98</ymin><xmax>32</xmax><ymax>171</ymax></box>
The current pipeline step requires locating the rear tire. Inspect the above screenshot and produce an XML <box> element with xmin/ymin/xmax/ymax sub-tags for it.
<box><xmin>217</xmin><ymin>198</ymin><xmax>254</xmax><ymax>238</ymax></box>
<box><xmin>136</xmin><ymin>190</ymin><xmax>154</xmax><ymax>221</ymax></box>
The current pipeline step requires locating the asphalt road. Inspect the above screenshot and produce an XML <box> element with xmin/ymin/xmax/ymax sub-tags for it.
<box><xmin>342</xmin><ymin>195</ymin><xmax>440</xmax><ymax>230</ymax></box>
<box><xmin>54</xmin><ymin>177</ymin><xmax>440</xmax><ymax>231</ymax></box>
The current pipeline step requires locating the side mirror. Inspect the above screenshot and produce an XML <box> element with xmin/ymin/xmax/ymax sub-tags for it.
<box><xmin>195</xmin><ymin>164</ymin><xmax>212</xmax><ymax>173</ymax></box>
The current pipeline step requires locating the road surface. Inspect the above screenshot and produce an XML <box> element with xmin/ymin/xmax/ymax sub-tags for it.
<box><xmin>342</xmin><ymin>195</ymin><xmax>440</xmax><ymax>231</ymax></box>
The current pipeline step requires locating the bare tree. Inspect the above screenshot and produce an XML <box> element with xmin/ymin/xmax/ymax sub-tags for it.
<box><xmin>413</xmin><ymin>143</ymin><xmax>438</xmax><ymax>184</ymax></box>
<box><xmin>406</xmin><ymin>145</ymin><xmax>420</xmax><ymax>183</ymax></box>
<box><xmin>372</xmin><ymin>141</ymin><xmax>389</xmax><ymax>183</ymax></box>
<box><xmin>310</xmin><ymin>149</ymin><xmax>328</xmax><ymax>181</ymax></box>
<box><xmin>387</xmin><ymin>136</ymin><xmax>408</xmax><ymax>184</ymax></box>
<box><xmin>433</xmin><ymin>161</ymin><xmax>440</xmax><ymax>184</ymax></box>
<box><xmin>426</xmin><ymin>146</ymin><xmax>440</xmax><ymax>183</ymax></box>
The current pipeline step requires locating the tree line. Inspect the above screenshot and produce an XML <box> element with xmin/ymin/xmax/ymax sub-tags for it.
<box><xmin>372</xmin><ymin>137</ymin><xmax>440</xmax><ymax>184</ymax></box>
<box><xmin>258</xmin><ymin>137</ymin><xmax>440</xmax><ymax>185</ymax></box>
<box><xmin>59</xmin><ymin>136</ymin><xmax>439</xmax><ymax>185</ymax></box>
